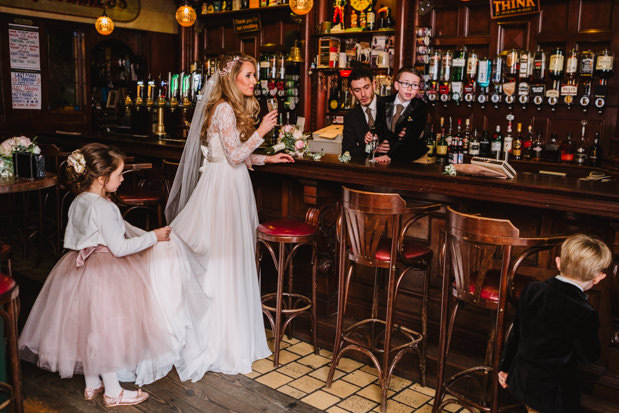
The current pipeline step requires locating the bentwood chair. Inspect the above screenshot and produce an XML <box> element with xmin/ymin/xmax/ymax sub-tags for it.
<box><xmin>0</xmin><ymin>273</ymin><xmax>22</xmax><ymax>413</ymax></box>
<box><xmin>432</xmin><ymin>207</ymin><xmax>566</xmax><ymax>413</ymax></box>
<box><xmin>327</xmin><ymin>187</ymin><xmax>440</xmax><ymax>413</ymax></box>
<box><xmin>115</xmin><ymin>163</ymin><xmax>164</xmax><ymax>230</ymax></box>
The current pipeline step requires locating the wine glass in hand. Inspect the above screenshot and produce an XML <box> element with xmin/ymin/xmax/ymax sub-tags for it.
<box><xmin>266</xmin><ymin>98</ymin><xmax>278</xmax><ymax>115</ymax></box>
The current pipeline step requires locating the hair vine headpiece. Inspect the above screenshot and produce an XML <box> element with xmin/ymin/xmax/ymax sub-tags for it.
<box><xmin>67</xmin><ymin>150</ymin><xmax>86</xmax><ymax>175</ymax></box>
<box><xmin>220</xmin><ymin>55</ymin><xmax>241</xmax><ymax>76</ymax></box>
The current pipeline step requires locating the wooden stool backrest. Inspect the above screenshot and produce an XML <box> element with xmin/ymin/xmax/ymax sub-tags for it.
<box><xmin>341</xmin><ymin>186</ymin><xmax>407</xmax><ymax>266</ymax></box>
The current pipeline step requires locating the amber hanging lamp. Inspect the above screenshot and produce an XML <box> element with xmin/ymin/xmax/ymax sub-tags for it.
<box><xmin>289</xmin><ymin>0</ymin><xmax>313</xmax><ymax>16</ymax></box>
<box><xmin>176</xmin><ymin>2</ymin><xmax>197</xmax><ymax>27</ymax></box>
<box><xmin>95</xmin><ymin>9</ymin><xmax>114</xmax><ymax>35</ymax></box>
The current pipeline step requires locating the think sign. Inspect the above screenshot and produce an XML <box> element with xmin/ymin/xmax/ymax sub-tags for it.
<box><xmin>490</xmin><ymin>0</ymin><xmax>541</xmax><ymax>19</ymax></box>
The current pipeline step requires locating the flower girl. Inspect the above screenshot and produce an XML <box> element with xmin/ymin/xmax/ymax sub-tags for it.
<box><xmin>19</xmin><ymin>143</ymin><xmax>177</xmax><ymax>407</ymax></box>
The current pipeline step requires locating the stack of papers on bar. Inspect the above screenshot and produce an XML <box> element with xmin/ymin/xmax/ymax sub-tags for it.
<box><xmin>312</xmin><ymin>124</ymin><xmax>343</xmax><ymax>140</ymax></box>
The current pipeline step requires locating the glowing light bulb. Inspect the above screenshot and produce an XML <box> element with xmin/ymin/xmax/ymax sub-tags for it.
<box><xmin>176</xmin><ymin>5</ymin><xmax>197</xmax><ymax>27</ymax></box>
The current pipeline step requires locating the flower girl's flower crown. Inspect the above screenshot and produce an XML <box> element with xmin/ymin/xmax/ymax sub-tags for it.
<box><xmin>67</xmin><ymin>150</ymin><xmax>86</xmax><ymax>174</ymax></box>
<box><xmin>220</xmin><ymin>56</ymin><xmax>240</xmax><ymax>76</ymax></box>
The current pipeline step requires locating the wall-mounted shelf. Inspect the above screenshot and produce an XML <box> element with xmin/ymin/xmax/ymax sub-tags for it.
<box><xmin>199</xmin><ymin>5</ymin><xmax>291</xmax><ymax>18</ymax></box>
<box><xmin>314</xmin><ymin>29</ymin><xmax>396</xmax><ymax>38</ymax></box>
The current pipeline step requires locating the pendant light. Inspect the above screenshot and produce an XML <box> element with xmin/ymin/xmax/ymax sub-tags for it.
<box><xmin>95</xmin><ymin>9</ymin><xmax>114</xmax><ymax>35</ymax></box>
<box><xmin>289</xmin><ymin>0</ymin><xmax>313</xmax><ymax>16</ymax></box>
<box><xmin>176</xmin><ymin>2</ymin><xmax>197</xmax><ymax>27</ymax></box>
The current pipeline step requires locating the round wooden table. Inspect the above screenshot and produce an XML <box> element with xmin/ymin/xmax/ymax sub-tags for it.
<box><xmin>0</xmin><ymin>173</ymin><xmax>58</xmax><ymax>255</ymax></box>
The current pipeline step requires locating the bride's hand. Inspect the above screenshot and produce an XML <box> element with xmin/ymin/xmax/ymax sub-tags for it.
<box><xmin>266</xmin><ymin>153</ymin><xmax>295</xmax><ymax>164</ymax></box>
<box><xmin>256</xmin><ymin>110</ymin><xmax>278</xmax><ymax>138</ymax></box>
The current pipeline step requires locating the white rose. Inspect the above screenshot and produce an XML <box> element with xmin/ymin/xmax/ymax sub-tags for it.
<box><xmin>16</xmin><ymin>136</ymin><xmax>31</xmax><ymax>147</ymax></box>
<box><xmin>0</xmin><ymin>141</ymin><xmax>12</xmax><ymax>157</ymax></box>
<box><xmin>293</xmin><ymin>129</ymin><xmax>303</xmax><ymax>140</ymax></box>
<box><xmin>33</xmin><ymin>145</ymin><xmax>41</xmax><ymax>154</ymax></box>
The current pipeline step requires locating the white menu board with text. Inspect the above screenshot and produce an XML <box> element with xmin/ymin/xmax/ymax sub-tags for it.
<box><xmin>9</xmin><ymin>24</ymin><xmax>40</xmax><ymax>70</ymax></box>
<box><xmin>11</xmin><ymin>71</ymin><xmax>41</xmax><ymax>110</ymax></box>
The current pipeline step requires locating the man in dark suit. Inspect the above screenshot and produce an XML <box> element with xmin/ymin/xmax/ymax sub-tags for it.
<box><xmin>375</xmin><ymin>67</ymin><xmax>428</xmax><ymax>163</ymax></box>
<box><xmin>498</xmin><ymin>234</ymin><xmax>612</xmax><ymax>413</ymax></box>
<box><xmin>342</xmin><ymin>67</ymin><xmax>389</xmax><ymax>159</ymax></box>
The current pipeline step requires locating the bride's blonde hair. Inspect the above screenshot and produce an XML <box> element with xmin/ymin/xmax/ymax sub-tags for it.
<box><xmin>201</xmin><ymin>53</ymin><xmax>260</xmax><ymax>142</ymax></box>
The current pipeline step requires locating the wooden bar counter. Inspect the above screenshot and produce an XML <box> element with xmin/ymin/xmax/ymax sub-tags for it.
<box><xmin>41</xmin><ymin>132</ymin><xmax>619</xmax><ymax>405</ymax></box>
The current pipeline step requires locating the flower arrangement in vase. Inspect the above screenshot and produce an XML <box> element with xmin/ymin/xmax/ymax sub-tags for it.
<box><xmin>0</xmin><ymin>136</ymin><xmax>42</xmax><ymax>178</ymax></box>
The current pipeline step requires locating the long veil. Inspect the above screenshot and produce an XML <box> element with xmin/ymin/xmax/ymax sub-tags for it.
<box><xmin>165</xmin><ymin>72</ymin><xmax>219</xmax><ymax>223</ymax></box>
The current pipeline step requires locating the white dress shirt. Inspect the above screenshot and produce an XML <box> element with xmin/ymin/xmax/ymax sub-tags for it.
<box><xmin>362</xmin><ymin>95</ymin><xmax>378</xmax><ymax>126</ymax></box>
<box><xmin>392</xmin><ymin>95</ymin><xmax>411</xmax><ymax>116</ymax></box>
<box><xmin>64</xmin><ymin>191</ymin><xmax>157</xmax><ymax>257</ymax></box>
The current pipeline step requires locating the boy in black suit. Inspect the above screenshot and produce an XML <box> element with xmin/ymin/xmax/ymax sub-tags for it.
<box><xmin>375</xmin><ymin>67</ymin><xmax>428</xmax><ymax>163</ymax></box>
<box><xmin>498</xmin><ymin>234</ymin><xmax>612</xmax><ymax>413</ymax></box>
<box><xmin>342</xmin><ymin>67</ymin><xmax>389</xmax><ymax>159</ymax></box>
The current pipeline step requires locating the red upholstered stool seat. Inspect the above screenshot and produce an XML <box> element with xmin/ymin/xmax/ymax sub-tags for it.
<box><xmin>0</xmin><ymin>275</ymin><xmax>16</xmax><ymax>296</ymax></box>
<box><xmin>257</xmin><ymin>220</ymin><xmax>316</xmax><ymax>238</ymax></box>
<box><xmin>0</xmin><ymin>273</ymin><xmax>22</xmax><ymax>413</ymax></box>
<box><xmin>375</xmin><ymin>239</ymin><xmax>432</xmax><ymax>262</ymax></box>
<box><xmin>0</xmin><ymin>244</ymin><xmax>10</xmax><ymax>257</ymax></box>
<box><xmin>117</xmin><ymin>191</ymin><xmax>162</xmax><ymax>205</ymax></box>
<box><xmin>462</xmin><ymin>270</ymin><xmax>537</xmax><ymax>305</ymax></box>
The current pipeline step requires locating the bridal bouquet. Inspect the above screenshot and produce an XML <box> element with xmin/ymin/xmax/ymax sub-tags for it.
<box><xmin>0</xmin><ymin>136</ymin><xmax>41</xmax><ymax>177</ymax></box>
<box><xmin>278</xmin><ymin>124</ymin><xmax>308</xmax><ymax>157</ymax></box>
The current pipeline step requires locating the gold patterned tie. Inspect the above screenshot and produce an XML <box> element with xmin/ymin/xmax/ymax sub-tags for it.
<box><xmin>391</xmin><ymin>104</ymin><xmax>404</xmax><ymax>132</ymax></box>
<box><xmin>365</xmin><ymin>106</ymin><xmax>375</xmax><ymax>129</ymax></box>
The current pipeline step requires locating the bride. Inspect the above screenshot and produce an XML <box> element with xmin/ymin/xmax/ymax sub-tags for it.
<box><xmin>165</xmin><ymin>53</ymin><xmax>294</xmax><ymax>375</ymax></box>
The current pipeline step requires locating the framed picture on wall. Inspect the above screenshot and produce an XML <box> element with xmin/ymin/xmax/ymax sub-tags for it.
<box><xmin>106</xmin><ymin>90</ymin><xmax>119</xmax><ymax>109</ymax></box>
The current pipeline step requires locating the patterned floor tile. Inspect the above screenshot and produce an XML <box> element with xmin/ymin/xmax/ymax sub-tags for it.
<box><xmin>255</xmin><ymin>371</ymin><xmax>293</xmax><ymax>389</ymax></box>
<box><xmin>309</xmin><ymin>366</ymin><xmax>345</xmax><ymax>382</ymax></box>
<box><xmin>388</xmin><ymin>375</ymin><xmax>413</xmax><ymax>392</ymax></box>
<box><xmin>341</xmin><ymin>369</ymin><xmax>378</xmax><ymax>387</ymax></box>
<box><xmin>267</xmin><ymin>349</ymin><xmax>301</xmax><ymax>364</ymax></box>
<box><xmin>277</xmin><ymin>384</ymin><xmax>307</xmax><ymax>399</ymax></box>
<box><xmin>243</xmin><ymin>371</ymin><xmax>260</xmax><ymax>379</ymax></box>
<box><xmin>289</xmin><ymin>375</ymin><xmax>326</xmax><ymax>393</ymax></box>
<box><xmin>286</xmin><ymin>341</ymin><xmax>316</xmax><ymax>356</ymax></box>
<box><xmin>335</xmin><ymin>357</ymin><xmax>364</xmax><ymax>372</ymax></box>
<box><xmin>357</xmin><ymin>383</ymin><xmax>395</xmax><ymax>403</ymax></box>
<box><xmin>336</xmin><ymin>395</ymin><xmax>377</xmax><ymax>413</ymax></box>
<box><xmin>392</xmin><ymin>388</ymin><xmax>432</xmax><ymax>408</ymax></box>
<box><xmin>327</xmin><ymin>406</ymin><xmax>351</xmax><ymax>413</ymax></box>
<box><xmin>411</xmin><ymin>383</ymin><xmax>435</xmax><ymax>397</ymax></box>
<box><xmin>301</xmin><ymin>390</ymin><xmax>341</xmax><ymax>410</ymax></box>
<box><xmin>276</xmin><ymin>361</ymin><xmax>313</xmax><ymax>379</ymax></box>
<box><xmin>322</xmin><ymin>379</ymin><xmax>360</xmax><ymax>398</ymax></box>
<box><xmin>297</xmin><ymin>353</ymin><xmax>332</xmax><ymax>369</ymax></box>
<box><xmin>252</xmin><ymin>358</ymin><xmax>276</xmax><ymax>374</ymax></box>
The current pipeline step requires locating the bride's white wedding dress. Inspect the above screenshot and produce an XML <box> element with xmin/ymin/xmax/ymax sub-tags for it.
<box><xmin>169</xmin><ymin>102</ymin><xmax>271</xmax><ymax>375</ymax></box>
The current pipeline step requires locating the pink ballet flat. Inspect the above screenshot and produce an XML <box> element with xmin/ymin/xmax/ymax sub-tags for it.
<box><xmin>103</xmin><ymin>389</ymin><xmax>149</xmax><ymax>408</ymax></box>
<box><xmin>84</xmin><ymin>385</ymin><xmax>104</xmax><ymax>400</ymax></box>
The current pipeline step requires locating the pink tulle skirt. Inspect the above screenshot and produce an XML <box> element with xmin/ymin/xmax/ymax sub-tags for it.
<box><xmin>19</xmin><ymin>246</ymin><xmax>176</xmax><ymax>381</ymax></box>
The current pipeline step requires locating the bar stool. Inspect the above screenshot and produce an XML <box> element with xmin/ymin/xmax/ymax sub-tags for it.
<box><xmin>0</xmin><ymin>273</ymin><xmax>22</xmax><ymax>413</ymax></box>
<box><xmin>0</xmin><ymin>243</ymin><xmax>12</xmax><ymax>277</ymax></box>
<box><xmin>327</xmin><ymin>187</ymin><xmax>439</xmax><ymax>413</ymax></box>
<box><xmin>256</xmin><ymin>218</ymin><xmax>318</xmax><ymax>366</ymax></box>
<box><xmin>115</xmin><ymin>163</ymin><xmax>163</xmax><ymax>230</ymax></box>
<box><xmin>432</xmin><ymin>207</ymin><xmax>566</xmax><ymax>413</ymax></box>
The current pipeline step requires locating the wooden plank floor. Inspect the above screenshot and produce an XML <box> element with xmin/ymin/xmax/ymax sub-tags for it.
<box><xmin>22</xmin><ymin>361</ymin><xmax>322</xmax><ymax>413</ymax></box>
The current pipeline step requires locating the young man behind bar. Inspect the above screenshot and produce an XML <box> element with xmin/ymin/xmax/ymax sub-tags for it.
<box><xmin>498</xmin><ymin>234</ymin><xmax>612</xmax><ymax>413</ymax></box>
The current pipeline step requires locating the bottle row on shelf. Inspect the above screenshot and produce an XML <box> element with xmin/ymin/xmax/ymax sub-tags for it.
<box><xmin>417</xmin><ymin>47</ymin><xmax>614</xmax><ymax>113</ymax></box>
<box><xmin>427</xmin><ymin>116</ymin><xmax>602</xmax><ymax>167</ymax></box>
<box><xmin>200</xmin><ymin>0</ymin><xmax>286</xmax><ymax>13</ymax></box>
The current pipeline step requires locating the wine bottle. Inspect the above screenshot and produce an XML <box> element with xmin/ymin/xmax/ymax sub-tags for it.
<box><xmin>491</xmin><ymin>125</ymin><xmax>502</xmax><ymax>159</ymax></box>
<box><xmin>512</xmin><ymin>123</ymin><xmax>523</xmax><ymax>160</ymax></box>
<box><xmin>549</xmin><ymin>48</ymin><xmax>565</xmax><ymax>91</ymax></box>
<box><xmin>469</xmin><ymin>128</ymin><xmax>480</xmax><ymax>156</ymax></box>
<box><xmin>588</xmin><ymin>132</ymin><xmax>602</xmax><ymax>167</ymax></box>
<box><xmin>479</xmin><ymin>130</ymin><xmax>491</xmax><ymax>157</ymax></box>
<box><xmin>559</xmin><ymin>132</ymin><xmax>575</xmax><ymax>162</ymax></box>
<box><xmin>532</xmin><ymin>131</ymin><xmax>543</xmax><ymax>161</ymax></box>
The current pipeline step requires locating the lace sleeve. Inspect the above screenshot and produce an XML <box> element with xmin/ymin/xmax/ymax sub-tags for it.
<box><xmin>249</xmin><ymin>154</ymin><xmax>266</xmax><ymax>166</ymax></box>
<box><xmin>216</xmin><ymin>103</ymin><xmax>264</xmax><ymax>166</ymax></box>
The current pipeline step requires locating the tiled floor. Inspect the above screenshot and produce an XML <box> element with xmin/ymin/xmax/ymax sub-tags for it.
<box><xmin>248</xmin><ymin>331</ymin><xmax>468</xmax><ymax>413</ymax></box>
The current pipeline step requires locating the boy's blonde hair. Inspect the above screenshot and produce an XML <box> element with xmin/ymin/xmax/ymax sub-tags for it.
<box><xmin>560</xmin><ymin>234</ymin><xmax>612</xmax><ymax>281</ymax></box>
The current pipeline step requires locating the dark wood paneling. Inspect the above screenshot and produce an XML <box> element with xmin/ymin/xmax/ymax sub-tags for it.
<box><xmin>498</xmin><ymin>21</ymin><xmax>531</xmax><ymax>51</ymax></box>
<box><xmin>539</xmin><ymin>1</ymin><xmax>570</xmax><ymax>34</ymax></box>
<box><xmin>432</xmin><ymin>7</ymin><xmax>459</xmax><ymax>38</ymax></box>
<box><xmin>578</xmin><ymin>0</ymin><xmax>614</xmax><ymax>32</ymax></box>
<box><xmin>466</xmin><ymin>4</ymin><xmax>492</xmax><ymax>36</ymax></box>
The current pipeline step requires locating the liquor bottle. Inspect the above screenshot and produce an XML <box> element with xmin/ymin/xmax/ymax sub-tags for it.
<box><xmin>451</xmin><ymin>49</ymin><xmax>466</xmax><ymax>102</ymax></box>
<box><xmin>503</xmin><ymin>50</ymin><xmax>518</xmax><ymax>107</ymax></box>
<box><xmin>426</xmin><ymin>51</ymin><xmax>441</xmax><ymax>103</ymax></box>
<box><xmin>446</xmin><ymin>118</ymin><xmax>454</xmax><ymax>163</ymax></box>
<box><xmin>524</xmin><ymin>124</ymin><xmax>534</xmax><ymax>160</ymax></box>
<box><xmin>463</xmin><ymin>118</ymin><xmax>471</xmax><ymax>155</ymax></box>
<box><xmin>452</xmin><ymin>119</ymin><xmax>462</xmax><ymax>164</ymax></box>
<box><xmin>436</xmin><ymin>132</ymin><xmax>448</xmax><ymax>164</ymax></box>
<box><xmin>265</xmin><ymin>141</ymin><xmax>287</xmax><ymax>155</ymax></box>
<box><xmin>457</xmin><ymin>135</ymin><xmax>464</xmax><ymax>164</ymax></box>
<box><xmin>491</xmin><ymin>125</ymin><xmax>502</xmax><ymax>159</ymax></box>
<box><xmin>518</xmin><ymin>50</ymin><xmax>532</xmax><ymax>107</ymax></box>
<box><xmin>579</xmin><ymin>50</ymin><xmax>595</xmax><ymax>109</ymax></box>
<box><xmin>560</xmin><ymin>132</ymin><xmax>576</xmax><ymax>162</ymax></box>
<box><xmin>548</xmin><ymin>48</ymin><xmax>565</xmax><ymax>92</ymax></box>
<box><xmin>469</xmin><ymin>128</ymin><xmax>480</xmax><ymax>156</ymax></box>
<box><xmin>328</xmin><ymin>76</ymin><xmax>340</xmax><ymax>112</ymax></box>
<box><xmin>476</xmin><ymin>57</ymin><xmax>491</xmax><ymax>106</ymax></box>
<box><xmin>426</xmin><ymin>128</ymin><xmax>436</xmax><ymax>164</ymax></box>
<box><xmin>532</xmin><ymin>131</ymin><xmax>544</xmax><ymax>161</ymax></box>
<box><xmin>366</xmin><ymin>6</ymin><xmax>376</xmax><ymax>31</ymax></box>
<box><xmin>503</xmin><ymin>116</ymin><xmax>513</xmax><ymax>159</ymax></box>
<box><xmin>440</xmin><ymin>51</ymin><xmax>453</xmax><ymax>103</ymax></box>
<box><xmin>594</xmin><ymin>49</ymin><xmax>614</xmax><ymax>112</ymax></box>
<box><xmin>543</xmin><ymin>133</ymin><xmax>560</xmax><ymax>162</ymax></box>
<box><xmin>479</xmin><ymin>130</ymin><xmax>491</xmax><ymax>157</ymax></box>
<box><xmin>512</xmin><ymin>122</ymin><xmax>523</xmax><ymax>160</ymax></box>
<box><xmin>575</xmin><ymin>120</ymin><xmax>588</xmax><ymax>166</ymax></box>
<box><xmin>562</xmin><ymin>49</ymin><xmax>579</xmax><ymax>106</ymax></box>
<box><xmin>588</xmin><ymin>132</ymin><xmax>602</xmax><ymax>167</ymax></box>
<box><xmin>490</xmin><ymin>55</ymin><xmax>504</xmax><ymax>107</ymax></box>
<box><xmin>259</xmin><ymin>54</ymin><xmax>270</xmax><ymax>96</ymax></box>
<box><xmin>464</xmin><ymin>51</ymin><xmax>478</xmax><ymax>105</ymax></box>
<box><xmin>532</xmin><ymin>48</ymin><xmax>547</xmax><ymax>108</ymax></box>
